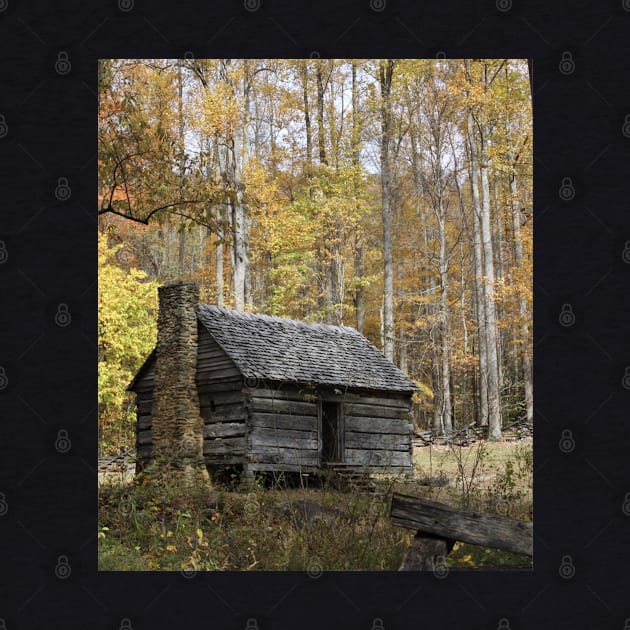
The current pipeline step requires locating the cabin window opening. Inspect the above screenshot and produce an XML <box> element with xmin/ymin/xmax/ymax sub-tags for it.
<box><xmin>321</xmin><ymin>401</ymin><xmax>343</xmax><ymax>464</ymax></box>
<box><xmin>210</xmin><ymin>400</ymin><xmax>216</xmax><ymax>412</ymax></box>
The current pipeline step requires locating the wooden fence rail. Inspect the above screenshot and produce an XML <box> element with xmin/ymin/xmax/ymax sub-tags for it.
<box><xmin>390</xmin><ymin>492</ymin><xmax>533</xmax><ymax>571</ymax></box>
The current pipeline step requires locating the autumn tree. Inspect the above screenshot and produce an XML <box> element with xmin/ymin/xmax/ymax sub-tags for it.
<box><xmin>98</xmin><ymin>231</ymin><xmax>158</xmax><ymax>455</ymax></box>
<box><xmin>379</xmin><ymin>59</ymin><xmax>396</xmax><ymax>361</ymax></box>
<box><xmin>98</xmin><ymin>58</ymin><xmax>532</xmax><ymax>451</ymax></box>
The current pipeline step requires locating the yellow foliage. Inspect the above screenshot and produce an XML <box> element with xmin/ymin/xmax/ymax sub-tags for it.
<box><xmin>98</xmin><ymin>58</ymin><xmax>532</xmax><ymax>435</ymax></box>
<box><xmin>412</xmin><ymin>381</ymin><xmax>434</xmax><ymax>403</ymax></box>
<box><xmin>98</xmin><ymin>232</ymin><xmax>158</xmax><ymax>455</ymax></box>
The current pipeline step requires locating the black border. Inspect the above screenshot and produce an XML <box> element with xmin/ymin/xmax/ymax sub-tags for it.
<box><xmin>2</xmin><ymin>1</ymin><xmax>630</xmax><ymax>628</ymax></box>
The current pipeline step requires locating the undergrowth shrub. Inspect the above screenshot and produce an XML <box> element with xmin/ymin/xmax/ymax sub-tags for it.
<box><xmin>485</xmin><ymin>444</ymin><xmax>533</xmax><ymax>519</ymax></box>
<box><xmin>99</xmin><ymin>442</ymin><xmax>533</xmax><ymax>571</ymax></box>
<box><xmin>98</xmin><ymin>469</ymin><xmax>412</xmax><ymax>571</ymax></box>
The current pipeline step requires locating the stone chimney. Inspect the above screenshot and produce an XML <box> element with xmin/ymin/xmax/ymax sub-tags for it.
<box><xmin>150</xmin><ymin>281</ymin><xmax>210</xmax><ymax>489</ymax></box>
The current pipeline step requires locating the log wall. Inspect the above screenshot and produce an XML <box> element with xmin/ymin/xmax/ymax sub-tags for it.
<box><xmin>247</xmin><ymin>386</ymin><xmax>413</xmax><ymax>474</ymax></box>
<box><xmin>342</xmin><ymin>394</ymin><xmax>413</xmax><ymax>474</ymax></box>
<box><xmin>135</xmin><ymin>388</ymin><xmax>153</xmax><ymax>472</ymax></box>
<box><xmin>196</xmin><ymin>327</ymin><xmax>246</xmax><ymax>466</ymax></box>
<box><xmin>248</xmin><ymin>387</ymin><xmax>319</xmax><ymax>472</ymax></box>
<box><xmin>134</xmin><ymin>325</ymin><xmax>247</xmax><ymax>470</ymax></box>
<box><xmin>133</xmin><ymin>335</ymin><xmax>414</xmax><ymax>475</ymax></box>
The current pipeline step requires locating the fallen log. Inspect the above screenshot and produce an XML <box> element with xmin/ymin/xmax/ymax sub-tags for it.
<box><xmin>390</xmin><ymin>492</ymin><xmax>533</xmax><ymax>558</ymax></box>
<box><xmin>398</xmin><ymin>532</ymin><xmax>455</xmax><ymax>571</ymax></box>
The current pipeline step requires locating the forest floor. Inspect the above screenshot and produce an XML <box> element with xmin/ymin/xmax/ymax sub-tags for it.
<box><xmin>98</xmin><ymin>440</ymin><xmax>533</xmax><ymax>571</ymax></box>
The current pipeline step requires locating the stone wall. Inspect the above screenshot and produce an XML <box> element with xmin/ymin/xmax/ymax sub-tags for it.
<box><xmin>150</xmin><ymin>281</ymin><xmax>210</xmax><ymax>488</ymax></box>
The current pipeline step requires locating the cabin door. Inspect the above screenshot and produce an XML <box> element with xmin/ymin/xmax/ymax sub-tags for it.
<box><xmin>320</xmin><ymin>401</ymin><xmax>344</xmax><ymax>464</ymax></box>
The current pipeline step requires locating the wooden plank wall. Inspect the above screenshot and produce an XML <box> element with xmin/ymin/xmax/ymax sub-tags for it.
<box><xmin>248</xmin><ymin>387</ymin><xmax>320</xmax><ymax>472</ymax></box>
<box><xmin>133</xmin><ymin>349</ymin><xmax>156</xmax><ymax>470</ymax></box>
<box><xmin>135</xmin><ymin>389</ymin><xmax>153</xmax><ymax>470</ymax></box>
<box><xmin>342</xmin><ymin>394</ymin><xmax>413</xmax><ymax>473</ymax></box>
<box><xmin>197</xmin><ymin>328</ymin><xmax>246</xmax><ymax>466</ymax></box>
<box><xmin>133</xmin><ymin>327</ymin><xmax>414</xmax><ymax>476</ymax></box>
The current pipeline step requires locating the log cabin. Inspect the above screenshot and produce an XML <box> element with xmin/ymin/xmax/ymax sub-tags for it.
<box><xmin>128</xmin><ymin>282</ymin><xmax>418</xmax><ymax>480</ymax></box>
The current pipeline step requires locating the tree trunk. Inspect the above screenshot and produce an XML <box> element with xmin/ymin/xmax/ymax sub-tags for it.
<box><xmin>328</xmin><ymin>72</ymin><xmax>341</xmax><ymax>171</ymax></box>
<box><xmin>324</xmin><ymin>241</ymin><xmax>335</xmax><ymax>323</ymax></box>
<box><xmin>300</xmin><ymin>61</ymin><xmax>312</xmax><ymax>169</ymax></box>
<box><xmin>351</xmin><ymin>62</ymin><xmax>365</xmax><ymax>333</ymax></box>
<box><xmin>230</xmin><ymin>192</ymin><xmax>248</xmax><ymax>311</ymax></box>
<box><xmin>379</xmin><ymin>297</ymin><xmax>385</xmax><ymax>351</ymax></box>
<box><xmin>226</xmin><ymin>60</ymin><xmax>251</xmax><ymax>311</ymax></box>
<box><xmin>380</xmin><ymin>59</ymin><xmax>395</xmax><ymax>361</ymax></box>
<box><xmin>178</xmin><ymin>226</ymin><xmax>186</xmax><ymax>278</ymax></box>
<box><xmin>506</xmin><ymin>58</ymin><xmax>533</xmax><ymax>426</ymax></box>
<box><xmin>460</xmin><ymin>240</ymin><xmax>469</xmax><ymax>426</ymax></box>
<box><xmin>438</xmin><ymin>195</ymin><xmax>453</xmax><ymax>435</ymax></box>
<box><xmin>450</xmin><ymin>142</ymin><xmax>471</xmax><ymax>428</ymax></box>
<box><xmin>510</xmin><ymin>163</ymin><xmax>533</xmax><ymax>423</ymax></box>
<box><xmin>467</xmin><ymin>114</ymin><xmax>489</xmax><ymax>429</ymax></box>
<box><xmin>315</xmin><ymin>61</ymin><xmax>336</xmax><ymax>322</ymax></box>
<box><xmin>397</xmin><ymin>202</ymin><xmax>407</xmax><ymax>373</ymax></box>
<box><xmin>216</xmin><ymin>212</ymin><xmax>224</xmax><ymax>306</ymax></box>
<box><xmin>177</xmin><ymin>60</ymin><xmax>186</xmax><ymax>279</ymax></box>
<box><xmin>399</xmin><ymin>318</ymin><xmax>408</xmax><ymax>373</ymax></box>
<box><xmin>354</xmin><ymin>239</ymin><xmax>365</xmax><ymax>333</ymax></box>
<box><xmin>167</xmin><ymin>222</ymin><xmax>177</xmax><ymax>282</ymax></box>
<box><xmin>213</xmin><ymin>137</ymin><xmax>225</xmax><ymax>307</ymax></box>
<box><xmin>432</xmin><ymin>349</ymin><xmax>442</xmax><ymax>434</ymax></box>
<box><xmin>316</xmin><ymin>62</ymin><xmax>328</xmax><ymax>166</ymax></box>
<box><xmin>479</xmin><ymin>135</ymin><xmax>503</xmax><ymax>440</ymax></box>
<box><xmin>493</xmin><ymin>175</ymin><xmax>505</xmax><ymax>404</ymax></box>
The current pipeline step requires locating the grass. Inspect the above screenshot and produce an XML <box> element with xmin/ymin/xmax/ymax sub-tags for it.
<box><xmin>448</xmin><ymin>541</ymin><xmax>531</xmax><ymax>569</ymax></box>
<box><xmin>98</xmin><ymin>440</ymin><xmax>533</xmax><ymax>571</ymax></box>
<box><xmin>99</xmin><ymin>473</ymin><xmax>412</xmax><ymax>571</ymax></box>
<box><xmin>411</xmin><ymin>439</ymin><xmax>533</xmax><ymax>520</ymax></box>
<box><xmin>414</xmin><ymin>439</ymin><xmax>532</xmax><ymax>475</ymax></box>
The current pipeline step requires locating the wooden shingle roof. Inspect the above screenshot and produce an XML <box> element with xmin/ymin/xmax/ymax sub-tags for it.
<box><xmin>196</xmin><ymin>304</ymin><xmax>418</xmax><ymax>393</ymax></box>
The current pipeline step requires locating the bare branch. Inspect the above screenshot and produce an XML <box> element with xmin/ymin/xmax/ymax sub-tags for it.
<box><xmin>98</xmin><ymin>199</ymin><xmax>212</xmax><ymax>226</ymax></box>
